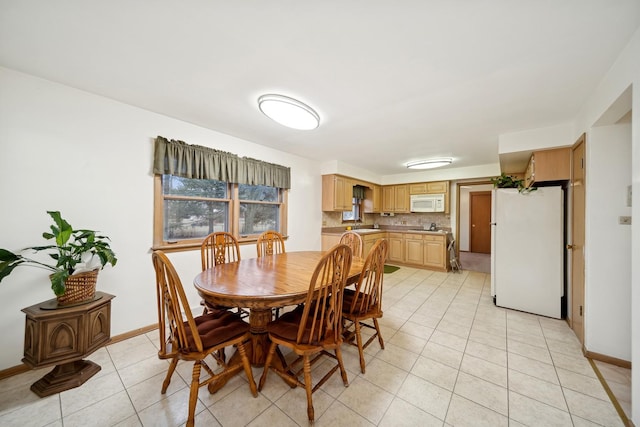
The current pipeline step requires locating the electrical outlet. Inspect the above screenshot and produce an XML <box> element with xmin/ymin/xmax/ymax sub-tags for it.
<box><xmin>619</xmin><ymin>216</ymin><xmax>632</xmax><ymax>225</ymax></box>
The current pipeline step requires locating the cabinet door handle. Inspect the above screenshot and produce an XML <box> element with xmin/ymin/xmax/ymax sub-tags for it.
<box><xmin>566</xmin><ymin>244</ymin><xmax>574</xmax><ymax>250</ymax></box>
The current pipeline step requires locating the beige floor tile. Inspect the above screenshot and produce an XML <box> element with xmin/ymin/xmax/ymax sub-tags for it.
<box><xmin>137</xmin><ymin>387</ymin><xmax>204</xmax><ymax>426</ymax></box>
<box><xmin>429</xmin><ymin>329</ymin><xmax>468</xmax><ymax>353</ymax></box>
<box><xmin>422</xmin><ymin>341</ymin><xmax>464</xmax><ymax>369</ymax></box>
<box><xmin>459</xmin><ymin>353</ymin><xmax>507</xmax><ymax>388</ymax></box>
<box><xmin>336</xmin><ymin>376</ymin><xmax>394</xmax><ymax>424</ymax></box>
<box><xmin>507</xmin><ymin>338</ymin><xmax>553</xmax><ymax>364</ymax></box>
<box><xmin>453</xmin><ymin>371</ymin><xmax>508</xmax><ymax>416</ymax></box>
<box><xmin>563</xmin><ymin>388</ymin><xmax>624</xmax><ymax>427</ymax></box>
<box><xmin>63</xmin><ymin>390</ymin><xmax>137</xmax><ymax>427</ymax></box>
<box><xmin>411</xmin><ymin>355</ymin><xmax>459</xmax><ymax>391</ymax></box>
<box><xmin>126</xmin><ymin>370</ymin><xmax>186</xmax><ymax>412</ymax></box>
<box><xmin>464</xmin><ymin>340</ymin><xmax>507</xmax><ymax>367</ymax></box>
<box><xmin>359</xmin><ymin>358</ymin><xmax>408</xmax><ymax>394</ymax></box>
<box><xmin>508</xmin><ymin>391</ymin><xmax>573</xmax><ymax>427</ymax></box>
<box><xmin>445</xmin><ymin>394</ymin><xmax>508</xmax><ymax>427</ymax></box>
<box><xmin>507</xmin><ymin>352</ymin><xmax>559</xmax><ymax>384</ymax></box>
<box><xmin>373</xmin><ymin>341</ymin><xmax>420</xmax><ymax>372</ymax></box>
<box><xmin>550</xmin><ymin>352</ymin><xmax>596</xmax><ymax>378</ymax></box>
<box><xmin>209</xmin><ymin>384</ymin><xmax>272</xmax><ymax>427</ymax></box>
<box><xmin>397</xmin><ymin>374</ymin><xmax>452</xmax><ymax>420</ymax></box>
<box><xmin>0</xmin><ymin>393</ymin><xmax>61</xmax><ymax>427</ymax></box>
<box><xmin>388</xmin><ymin>330</ymin><xmax>427</xmax><ymax>353</ymax></box>
<box><xmin>378</xmin><ymin>397</ymin><xmax>443</xmax><ymax>427</ymax></box>
<box><xmin>247</xmin><ymin>404</ymin><xmax>297</xmax><ymax>427</ymax></box>
<box><xmin>468</xmin><ymin>328</ymin><xmax>506</xmax><ymax>350</ymax></box>
<box><xmin>60</xmin><ymin>369</ymin><xmax>125</xmax><ymax>416</ymax></box>
<box><xmin>508</xmin><ymin>369</ymin><xmax>567</xmax><ymax>410</ymax></box>
<box><xmin>275</xmin><ymin>387</ymin><xmax>334</xmax><ymax>425</ymax></box>
<box><xmin>3</xmin><ymin>266</ymin><xmax>627</xmax><ymax>427</ymax></box>
<box><xmin>556</xmin><ymin>367</ymin><xmax>609</xmax><ymax>401</ymax></box>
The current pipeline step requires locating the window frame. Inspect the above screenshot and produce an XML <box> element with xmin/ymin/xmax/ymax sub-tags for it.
<box><xmin>153</xmin><ymin>175</ymin><xmax>288</xmax><ymax>252</ymax></box>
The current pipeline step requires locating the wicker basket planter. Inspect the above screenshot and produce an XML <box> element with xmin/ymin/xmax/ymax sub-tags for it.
<box><xmin>55</xmin><ymin>269</ymin><xmax>99</xmax><ymax>306</ymax></box>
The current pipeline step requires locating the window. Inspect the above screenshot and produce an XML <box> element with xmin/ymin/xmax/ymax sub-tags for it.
<box><xmin>342</xmin><ymin>198</ymin><xmax>362</xmax><ymax>222</ymax></box>
<box><xmin>154</xmin><ymin>175</ymin><xmax>287</xmax><ymax>250</ymax></box>
<box><xmin>152</xmin><ymin>136</ymin><xmax>290</xmax><ymax>250</ymax></box>
<box><xmin>238</xmin><ymin>184</ymin><xmax>280</xmax><ymax>236</ymax></box>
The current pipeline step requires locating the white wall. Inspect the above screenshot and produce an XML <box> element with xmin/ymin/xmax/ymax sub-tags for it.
<box><xmin>584</xmin><ymin>123</ymin><xmax>632</xmax><ymax>360</ymax></box>
<box><xmin>572</xmin><ymin>26</ymin><xmax>640</xmax><ymax>422</ymax></box>
<box><xmin>0</xmin><ymin>67</ymin><xmax>323</xmax><ymax>371</ymax></box>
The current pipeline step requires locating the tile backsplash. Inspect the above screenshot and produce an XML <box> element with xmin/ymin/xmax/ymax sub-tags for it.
<box><xmin>322</xmin><ymin>211</ymin><xmax>450</xmax><ymax>229</ymax></box>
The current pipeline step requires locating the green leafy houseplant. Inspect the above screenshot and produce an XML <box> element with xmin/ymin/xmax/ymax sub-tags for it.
<box><xmin>490</xmin><ymin>173</ymin><xmax>536</xmax><ymax>193</ymax></box>
<box><xmin>0</xmin><ymin>211</ymin><xmax>117</xmax><ymax>296</ymax></box>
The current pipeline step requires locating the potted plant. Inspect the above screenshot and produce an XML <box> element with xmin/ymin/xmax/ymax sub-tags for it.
<box><xmin>490</xmin><ymin>173</ymin><xmax>536</xmax><ymax>193</ymax></box>
<box><xmin>0</xmin><ymin>211</ymin><xmax>117</xmax><ymax>304</ymax></box>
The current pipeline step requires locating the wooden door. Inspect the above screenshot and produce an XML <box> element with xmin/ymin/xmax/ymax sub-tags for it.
<box><xmin>470</xmin><ymin>191</ymin><xmax>492</xmax><ymax>253</ymax></box>
<box><xmin>571</xmin><ymin>134</ymin><xmax>586</xmax><ymax>344</ymax></box>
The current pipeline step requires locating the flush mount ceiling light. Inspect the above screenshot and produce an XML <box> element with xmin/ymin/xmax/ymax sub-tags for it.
<box><xmin>257</xmin><ymin>94</ymin><xmax>320</xmax><ymax>130</ymax></box>
<box><xmin>406</xmin><ymin>158</ymin><xmax>453</xmax><ymax>169</ymax></box>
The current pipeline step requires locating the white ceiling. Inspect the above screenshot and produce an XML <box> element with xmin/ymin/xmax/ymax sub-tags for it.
<box><xmin>1</xmin><ymin>1</ymin><xmax>639</xmax><ymax>177</ymax></box>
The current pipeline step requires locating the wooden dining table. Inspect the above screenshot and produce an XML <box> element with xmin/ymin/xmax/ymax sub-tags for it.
<box><xmin>193</xmin><ymin>251</ymin><xmax>364</xmax><ymax>368</ymax></box>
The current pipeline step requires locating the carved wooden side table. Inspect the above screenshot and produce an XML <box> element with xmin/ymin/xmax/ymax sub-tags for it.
<box><xmin>21</xmin><ymin>291</ymin><xmax>115</xmax><ymax>397</ymax></box>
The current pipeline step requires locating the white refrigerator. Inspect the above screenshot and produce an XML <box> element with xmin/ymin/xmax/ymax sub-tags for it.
<box><xmin>490</xmin><ymin>186</ymin><xmax>564</xmax><ymax>319</ymax></box>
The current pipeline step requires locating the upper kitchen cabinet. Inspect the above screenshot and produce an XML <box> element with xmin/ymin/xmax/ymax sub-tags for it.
<box><xmin>322</xmin><ymin>174</ymin><xmax>353</xmax><ymax>211</ymax></box>
<box><xmin>382</xmin><ymin>184</ymin><xmax>409</xmax><ymax>213</ymax></box>
<box><xmin>524</xmin><ymin>147</ymin><xmax>571</xmax><ymax>188</ymax></box>
<box><xmin>363</xmin><ymin>184</ymin><xmax>382</xmax><ymax>213</ymax></box>
<box><xmin>409</xmin><ymin>181</ymin><xmax>449</xmax><ymax>195</ymax></box>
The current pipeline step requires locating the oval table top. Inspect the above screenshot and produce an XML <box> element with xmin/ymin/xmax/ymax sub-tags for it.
<box><xmin>194</xmin><ymin>251</ymin><xmax>364</xmax><ymax>310</ymax></box>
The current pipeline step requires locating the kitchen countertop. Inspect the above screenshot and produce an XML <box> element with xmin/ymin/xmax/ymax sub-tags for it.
<box><xmin>322</xmin><ymin>227</ymin><xmax>450</xmax><ymax>236</ymax></box>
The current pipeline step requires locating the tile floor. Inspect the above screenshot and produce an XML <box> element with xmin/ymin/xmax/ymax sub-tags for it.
<box><xmin>0</xmin><ymin>266</ymin><xmax>631</xmax><ymax>426</ymax></box>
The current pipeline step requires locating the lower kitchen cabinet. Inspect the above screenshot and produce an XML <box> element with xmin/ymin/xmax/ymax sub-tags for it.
<box><xmin>403</xmin><ymin>233</ymin><xmax>447</xmax><ymax>271</ymax></box>
<box><xmin>387</xmin><ymin>233</ymin><xmax>404</xmax><ymax>263</ymax></box>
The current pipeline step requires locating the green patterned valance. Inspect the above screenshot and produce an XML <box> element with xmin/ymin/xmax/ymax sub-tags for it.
<box><xmin>153</xmin><ymin>136</ymin><xmax>291</xmax><ymax>189</ymax></box>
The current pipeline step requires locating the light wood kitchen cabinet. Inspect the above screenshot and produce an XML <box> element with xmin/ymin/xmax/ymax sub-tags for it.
<box><xmin>387</xmin><ymin>233</ymin><xmax>404</xmax><ymax>263</ymax></box>
<box><xmin>403</xmin><ymin>233</ymin><xmax>448</xmax><ymax>271</ymax></box>
<box><xmin>363</xmin><ymin>184</ymin><xmax>382</xmax><ymax>213</ymax></box>
<box><xmin>524</xmin><ymin>147</ymin><xmax>571</xmax><ymax>188</ymax></box>
<box><xmin>321</xmin><ymin>233</ymin><xmax>342</xmax><ymax>251</ymax></box>
<box><xmin>424</xmin><ymin>234</ymin><xmax>446</xmax><ymax>269</ymax></box>
<box><xmin>322</xmin><ymin>174</ymin><xmax>353</xmax><ymax>211</ymax></box>
<box><xmin>382</xmin><ymin>185</ymin><xmax>409</xmax><ymax>213</ymax></box>
<box><xmin>409</xmin><ymin>181</ymin><xmax>449</xmax><ymax>194</ymax></box>
<box><xmin>362</xmin><ymin>232</ymin><xmax>386</xmax><ymax>257</ymax></box>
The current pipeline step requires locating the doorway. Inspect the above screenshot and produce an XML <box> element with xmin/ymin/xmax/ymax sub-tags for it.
<box><xmin>457</xmin><ymin>182</ymin><xmax>493</xmax><ymax>273</ymax></box>
<box><xmin>470</xmin><ymin>191</ymin><xmax>492</xmax><ymax>253</ymax></box>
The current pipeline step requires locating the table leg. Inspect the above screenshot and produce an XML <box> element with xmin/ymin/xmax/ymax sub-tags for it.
<box><xmin>248</xmin><ymin>308</ymin><xmax>274</xmax><ymax>366</ymax></box>
<box><xmin>30</xmin><ymin>360</ymin><xmax>101</xmax><ymax>397</ymax></box>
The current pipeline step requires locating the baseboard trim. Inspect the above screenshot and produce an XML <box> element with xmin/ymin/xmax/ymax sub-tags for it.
<box><xmin>0</xmin><ymin>323</ymin><xmax>159</xmax><ymax>382</ymax></box>
<box><xmin>584</xmin><ymin>349</ymin><xmax>632</xmax><ymax>369</ymax></box>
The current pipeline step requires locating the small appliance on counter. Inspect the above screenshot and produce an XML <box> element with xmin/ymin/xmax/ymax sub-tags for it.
<box><xmin>429</xmin><ymin>222</ymin><xmax>437</xmax><ymax>231</ymax></box>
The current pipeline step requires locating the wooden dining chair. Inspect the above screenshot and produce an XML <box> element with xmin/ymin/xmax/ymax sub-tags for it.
<box><xmin>342</xmin><ymin>238</ymin><xmax>389</xmax><ymax>373</ymax></box>
<box><xmin>200</xmin><ymin>231</ymin><xmax>244</xmax><ymax>316</ymax></box>
<box><xmin>152</xmin><ymin>250</ymin><xmax>257</xmax><ymax>427</ymax></box>
<box><xmin>340</xmin><ymin>230</ymin><xmax>363</xmax><ymax>258</ymax></box>
<box><xmin>256</xmin><ymin>230</ymin><xmax>286</xmax><ymax>257</ymax></box>
<box><xmin>256</xmin><ymin>230</ymin><xmax>286</xmax><ymax>319</ymax></box>
<box><xmin>258</xmin><ymin>244</ymin><xmax>353</xmax><ymax>422</ymax></box>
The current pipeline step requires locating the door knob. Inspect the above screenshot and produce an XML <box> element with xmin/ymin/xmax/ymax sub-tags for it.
<box><xmin>472</xmin><ymin>224</ymin><xmax>476</xmax><ymax>227</ymax></box>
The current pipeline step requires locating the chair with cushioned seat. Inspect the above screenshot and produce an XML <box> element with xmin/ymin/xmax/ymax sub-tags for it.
<box><xmin>200</xmin><ymin>231</ymin><xmax>245</xmax><ymax>316</ymax></box>
<box><xmin>257</xmin><ymin>243</ymin><xmax>353</xmax><ymax>422</ymax></box>
<box><xmin>152</xmin><ymin>250</ymin><xmax>257</xmax><ymax>427</ymax></box>
<box><xmin>342</xmin><ymin>238</ymin><xmax>388</xmax><ymax>373</ymax></box>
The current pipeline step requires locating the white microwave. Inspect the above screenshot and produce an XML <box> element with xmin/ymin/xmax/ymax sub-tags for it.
<box><xmin>410</xmin><ymin>194</ymin><xmax>445</xmax><ymax>212</ymax></box>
